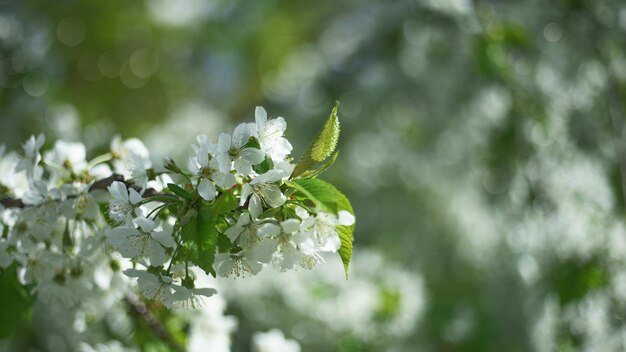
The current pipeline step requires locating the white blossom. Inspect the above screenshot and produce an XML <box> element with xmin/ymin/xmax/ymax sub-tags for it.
<box><xmin>214</xmin><ymin>249</ymin><xmax>265</xmax><ymax>277</ymax></box>
<box><xmin>44</xmin><ymin>140</ymin><xmax>88</xmax><ymax>175</ymax></box>
<box><xmin>215</xmin><ymin>123</ymin><xmax>264</xmax><ymax>176</ymax></box>
<box><xmin>107</xmin><ymin>181</ymin><xmax>142</xmax><ymax>222</ymax></box>
<box><xmin>299</xmin><ymin>210</ymin><xmax>355</xmax><ymax>253</ymax></box>
<box><xmin>111</xmin><ymin>137</ymin><xmax>151</xmax><ymax>191</ymax></box>
<box><xmin>254</xmin><ymin>106</ymin><xmax>292</xmax><ymax>162</ymax></box>
<box><xmin>240</xmin><ymin>170</ymin><xmax>286</xmax><ymax>219</ymax></box>
<box><xmin>257</xmin><ymin>219</ymin><xmax>304</xmax><ymax>271</ymax></box>
<box><xmin>191</xmin><ymin>141</ymin><xmax>236</xmax><ymax>201</ymax></box>
<box><xmin>107</xmin><ymin>217</ymin><xmax>175</xmax><ymax>266</ymax></box>
<box><xmin>123</xmin><ymin>269</ymin><xmax>184</xmax><ymax>307</ymax></box>
<box><xmin>224</xmin><ymin>212</ymin><xmax>262</xmax><ymax>249</ymax></box>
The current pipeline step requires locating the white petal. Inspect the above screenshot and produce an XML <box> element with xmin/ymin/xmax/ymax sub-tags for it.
<box><xmin>240</xmin><ymin>184</ymin><xmax>253</xmax><ymax>206</ymax></box>
<box><xmin>196</xmin><ymin>147</ymin><xmax>209</xmax><ymax>167</ymax></box>
<box><xmin>237</xmin><ymin>212</ymin><xmax>251</xmax><ymax>226</ymax></box>
<box><xmin>107</xmin><ymin>227</ymin><xmax>136</xmax><ymax>245</ymax></box>
<box><xmin>152</xmin><ymin>231</ymin><xmax>176</xmax><ymax>248</ymax></box>
<box><xmin>198</xmin><ymin>178</ymin><xmax>217</xmax><ymax>201</ymax></box>
<box><xmin>265</xmin><ymin>117</ymin><xmax>287</xmax><ymax>137</ymax></box>
<box><xmin>108</xmin><ymin>181</ymin><xmax>128</xmax><ymax>202</ymax></box>
<box><xmin>252</xmin><ymin>169</ymin><xmax>283</xmax><ymax>184</ymax></box>
<box><xmin>255</xmin><ymin>106</ymin><xmax>267</xmax><ymax>129</ymax></box>
<box><xmin>123</xmin><ymin>268</ymin><xmax>153</xmax><ymax>279</ymax></box>
<box><xmin>241</xmin><ymin>148</ymin><xmax>265</xmax><ymax>165</ymax></box>
<box><xmin>263</xmin><ymin>185</ymin><xmax>286</xmax><ymax>208</ymax></box>
<box><xmin>225</xmin><ymin>225</ymin><xmax>242</xmax><ymax>242</ymax></box>
<box><xmin>233</xmin><ymin>158</ymin><xmax>253</xmax><ymax>176</ymax></box>
<box><xmin>193</xmin><ymin>287</ymin><xmax>217</xmax><ymax>297</ymax></box>
<box><xmin>319</xmin><ymin>234</ymin><xmax>341</xmax><ymax>253</ymax></box>
<box><xmin>232</xmin><ymin>123</ymin><xmax>252</xmax><ymax>147</ymax></box>
<box><xmin>216</xmin><ymin>153</ymin><xmax>232</xmax><ymax>173</ymax></box>
<box><xmin>251</xmin><ymin>238</ymin><xmax>278</xmax><ymax>263</ymax></box>
<box><xmin>148</xmin><ymin>241</ymin><xmax>168</xmax><ymax>266</ymax></box>
<box><xmin>280</xmin><ymin>219</ymin><xmax>301</xmax><ymax>234</ymax></box>
<box><xmin>249</xmin><ymin>194</ymin><xmax>263</xmax><ymax>219</ymax></box>
<box><xmin>128</xmin><ymin>188</ymin><xmax>142</xmax><ymax>204</ymax></box>
<box><xmin>172</xmin><ymin>285</ymin><xmax>190</xmax><ymax>301</ymax></box>
<box><xmin>136</xmin><ymin>217</ymin><xmax>157</xmax><ymax>232</ymax></box>
<box><xmin>214</xmin><ymin>172</ymin><xmax>236</xmax><ymax>189</ymax></box>
<box><xmin>217</xmin><ymin>133</ymin><xmax>231</xmax><ymax>153</ymax></box>
<box><xmin>338</xmin><ymin>210</ymin><xmax>355</xmax><ymax>226</ymax></box>
<box><xmin>258</xmin><ymin>223</ymin><xmax>281</xmax><ymax>237</ymax></box>
<box><xmin>217</xmin><ymin>259</ymin><xmax>234</xmax><ymax>277</ymax></box>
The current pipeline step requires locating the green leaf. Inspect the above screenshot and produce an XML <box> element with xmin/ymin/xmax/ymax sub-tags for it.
<box><xmin>212</xmin><ymin>191</ymin><xmax>239</xmax><ymax>215</ymax></box>
<box><xmin>197</xmin><ymin>205</ymin><xmax>218</xmax><ymax>277</ymax></box>
<box><xmin>298</xmin><ymin>150</ymin><xmax>339</xmax><ymax>179</ymax></box>
<box><xmin>217</xmin><ymin>233</ymin><xmax>234</xmax><ymax>252</ymax></box>
<box><xmin>0</xmin><ymin>265</ymin><xmax>31</xmax><ymax>338</ymax></box>
<box><xmin>253</xmin><ymin>156</ymin><xmax>272</xmax><ymax>175</ymax></box>
<box><xmin>286</xmin><ymin>178</ymin><xmax>355</xmax><ymax>278</ymax></box>
<box><xmin>167</xmin><ymin>183</ymin><xmax>193</xmax><ymax>201</ymax></box>
<box><xmin>242</xmin><ymin>136</ymin><xmax>261</xmax><ymax>149</ymax></box>
<box><xmin>189</xmin><ymin>192</ymin><xmax>238</xmax><ymax>276</ymax></box>
<box><xmin>291</xmin><ymin>102</ymin><xmax>341</xmax><ymax>178</ymax></box>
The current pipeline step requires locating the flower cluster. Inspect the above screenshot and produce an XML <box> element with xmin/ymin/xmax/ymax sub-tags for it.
<box><xmin>106</xmin><ymin>105</ymin><xmax>354</xmax><ymax>307</ymax></box>
<box><xmin>0</xmin><ymin>104</ymin><xmax>354</xmax><ymax>310</ymax></box>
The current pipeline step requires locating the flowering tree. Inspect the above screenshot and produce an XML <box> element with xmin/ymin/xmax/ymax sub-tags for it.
<box><xmin>0</xmin><ymin>104</ymin><xmax>354</xmax><ymax>351</ymax></box>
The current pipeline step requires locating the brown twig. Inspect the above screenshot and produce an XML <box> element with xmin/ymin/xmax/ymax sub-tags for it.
<box><xmin>125</xmin><ymin>294</ymin><xmax>185</xmax><ymax>352</ymax></box>
<box><xmin>0</xmin><ymin>197</ymin><xmax>24</xmax><ymax>208</ymax></box>
<box><xmin>1</xmin><ymin>173</ymin><xmax>169</xmax><ymax>209</ymax></box>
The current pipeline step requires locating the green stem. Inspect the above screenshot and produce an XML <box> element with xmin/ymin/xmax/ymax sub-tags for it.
<box><xmin>87</xmin><ymin>152</ymin><xmax>113</xmax><ymax>169</ymax></box>
<box><xmin>140</xmin><ymin>195</ymin><xmax>178</xmax><ymax>204</ymax></box>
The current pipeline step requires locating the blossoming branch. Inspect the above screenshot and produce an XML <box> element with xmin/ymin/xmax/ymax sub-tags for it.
<box><xmin>0</xmin><ymin>103</ymin><xmax>355</xmax><ymax>308</ymax></box>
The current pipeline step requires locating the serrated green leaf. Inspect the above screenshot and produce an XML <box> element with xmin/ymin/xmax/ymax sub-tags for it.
<box><xmin>187</xmin><ymin>192</ymin><xmax>238</xmax><ymax>276</ymax></box>
<box><xmin>286</xmin><ymin>178</ymin><xmax>354</xmax><ymax>278</ymax></box>
<box><xmin>197</xmin><ymin>205</ymin><xmax>218</xmax><ymax>277</ymax></box>
<box><xmin>291</xmin><ymin>102</ymin><xmax>341</xmax><ymax>178</ymax></box>
<box><xmin>212</xmin><ymin>191</ymin><xmax>239</xmax><ymax>214</ymax></box>
<box><xmin>298</xmin><ymin>150</ymin><xmax>340</xmax><ymax>179</ymax></box>
<box><xmin>167</xmin><ymin>183</ymin><xmax>193</xmax><ymax>201</ymax></box>
<box><xmin>179</xmin><ymin>211</ymin><xmax>198</xmax><ymax>241</ymax></box>
<box><xmin>217</xmin><ymin>233</ymin><xmax>234</xmax><ymax>252</ymax></box>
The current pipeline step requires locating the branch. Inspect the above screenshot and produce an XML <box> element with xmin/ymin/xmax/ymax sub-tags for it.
<box><xmin>1</xmin><ymin>173</ymin><xmax>169</xmax><ymax>209</ymax></box>
<box><xmin>0</xmin><ymin>197</ymin><xmax>24</xmax><ymax>208</ymax></box>
<box><xmin>125</xmin><ymin>294</ymin><xmax>185</xmax><ymax>352</ymax></box>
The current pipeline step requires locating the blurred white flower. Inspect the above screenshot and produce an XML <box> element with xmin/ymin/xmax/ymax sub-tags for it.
<box><xmin>111</xmin><ymin>136</ymin><xmax>151</xmax><ymax>190</ymax></box>
<box><xmin>187</xmin><ymin>294</ymin><xmax>237</xmax><ymax>352</ymax></box>
<box><xmin>253</xmin><ymin>329</ymin><xmax>301</xmax><ymax>352</ymax></box>
<box><xmin>15</xmin><ymin>134</ymin><xmax>45</xmax><ymax>179</ymax></box>
<box><xmin>44</xmin><ymin>140</ymin><xmax>88</xmax><ymax>175</ymax></box>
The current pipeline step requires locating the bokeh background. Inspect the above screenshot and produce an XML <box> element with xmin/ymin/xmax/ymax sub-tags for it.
<box><xmin>3</xmin><ymin>0</ymin><xmax>626</xmax><ymax>351</ymax></box>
